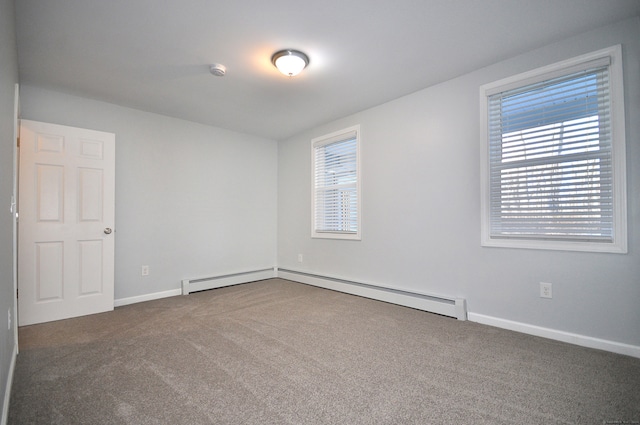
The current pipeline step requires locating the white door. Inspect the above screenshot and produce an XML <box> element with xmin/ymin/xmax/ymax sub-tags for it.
<box><xmin>18</xmin><ymin>120</ymin><xmax>115</xmax><ymax>326</ymax></box>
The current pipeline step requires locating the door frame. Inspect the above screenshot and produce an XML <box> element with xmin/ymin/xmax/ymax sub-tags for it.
<box><xmin>12</xmin><ymin>83</ymin><xmax>19</xmax><ymax>347</ymax></box>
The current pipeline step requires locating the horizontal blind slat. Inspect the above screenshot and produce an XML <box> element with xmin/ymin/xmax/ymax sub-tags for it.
<box><xmin>313</xmin><ymin>133</ymin><xmax>359</xmax><ymax>234</ymax></box>
<box><xmin>487</xmin><ymin>60</ymin><xmax>613</xmax><ymax>241</ymax></box>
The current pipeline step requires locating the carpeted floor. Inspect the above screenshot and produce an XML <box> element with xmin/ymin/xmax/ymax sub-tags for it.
<box><xmin>8</xmin><ymin>278</ymin><xmax>640</xmax><ymax>424</ymax></box>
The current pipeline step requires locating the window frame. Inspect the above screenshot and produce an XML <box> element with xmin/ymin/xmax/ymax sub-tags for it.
<box><xmin>479</xmin><ymin>45</ymin><xmax>627</xmax><ymax>253</ymax></box>
<box><xmin>311</xmin><ymin>125</ymin><xmax>362</xmax><ymax>240</ymax></box>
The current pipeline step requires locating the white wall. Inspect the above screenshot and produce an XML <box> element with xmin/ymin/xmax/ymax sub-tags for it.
<box><xmin>13</xmin><ymin>16</ymin><xmax>639</xmax><ymax>356</ymax></box>
<box><xmin>20</xmin><ymin>86</ymin><xmax>278</xmax><ymax>301</ymax></box>
<box><xmin>0</xmin><ymin>0</ymin><xmax>18</xmax><ymax>420</ymax></box>
<box><xmin>278</xmin><ymin>17</ymin><xmax>640</xmax><ymax>350</ymax></box>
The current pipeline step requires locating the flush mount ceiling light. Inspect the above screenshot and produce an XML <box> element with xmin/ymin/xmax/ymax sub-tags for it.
<box><xmin>271</xmin><ymin>50</ymin><xmax>309</xmax><ymax>77</ymax></box>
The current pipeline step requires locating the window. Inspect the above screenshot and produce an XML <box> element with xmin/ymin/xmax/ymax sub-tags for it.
<box><xmin>312</xmin><ymin>125</ymin><xmax>361</xmax><ymax>240</ymax></box>
<box><xmin>480</xmin><ymin>46</ymin><xmax>627</xmax><ymax>253</ymax></box>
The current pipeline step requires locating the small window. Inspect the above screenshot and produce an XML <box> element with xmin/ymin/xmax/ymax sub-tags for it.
<box><xmin>312</xmin><ymin>125</ymin><xmax>361</xmax><ymax>240</ymax></box>
<box><xmin>480</xmin><ymin>46</ymin><xmax>627</xmax><ymax>253</ymax></box>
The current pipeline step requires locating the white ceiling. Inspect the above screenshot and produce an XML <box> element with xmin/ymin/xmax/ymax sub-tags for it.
<box><xmin>14</xmin><ymin>0</ymin><xmax>640</xmax><ymax>140</ymax></box>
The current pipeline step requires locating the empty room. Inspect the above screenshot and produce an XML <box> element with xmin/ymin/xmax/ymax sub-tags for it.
<box><xmin>1</xmin><ymin>0</ymin><xmax>639</xmax><ymax>423</ymax></box>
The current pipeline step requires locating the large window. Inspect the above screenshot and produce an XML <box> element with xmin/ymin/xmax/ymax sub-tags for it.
<box><xmin>312</xmin><ymin>125</ymin><xmax>361</xmax><ymax>240</ymax></box>
<box><xmin>480</xmin><ymin>46</ymin><xmax>627</xmax><ymax>253</ymax></box>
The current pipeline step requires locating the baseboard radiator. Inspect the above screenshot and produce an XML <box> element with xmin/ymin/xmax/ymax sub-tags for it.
<box><xmin>277</xmin><ymin>268</ymin><xmax>467</xmax><ymax>321</ymax></box>
<box><xmin>181</xmin><ymin>268</ymin><xmax>277</xmax><ymax>295</ymax></box>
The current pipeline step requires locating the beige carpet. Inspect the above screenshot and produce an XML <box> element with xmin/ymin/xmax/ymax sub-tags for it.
<box><xmin>8</xmin><ymin>278</ymin><xmax>640</xmax><ymax>424</ymax></box>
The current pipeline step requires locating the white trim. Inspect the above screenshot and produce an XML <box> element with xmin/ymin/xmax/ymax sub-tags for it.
<box><xmin>1</xmin><ymin>342</ymin><xmax>17</xmax><ymax>425</ymax></box>
<box><xmin>12</xmin><ymin>84</ymin><xmax>19</xmax><ymax>352</ymax></box>
<box><xmin>277</xmin><ymin>268</ymin><xmax>467</xmax><ymax>321</ymax></box>
<box><xmin>479</xmin><ymin>45</ymin><xmax>627</xmax><ymax>253</ymax></box>
<box><xmin>114</xmin><ymin>288</ymin><xmax>182</xmax><ymax>307</ymax></box>
<box><xmin>482</xmin><ymin>52</ymin><xmax>612</xmax><ymax>96</ymax></box>
<box><xmin>468</xmin><ymin>312</ymin><xmax>640</xmax><ymax>359</ymax></box>
<box><xmin>100</xmin><ymin>275</ymin><xmax>640</xmax><ymax>358</ymax></box>
<box><xmin>181</xmin><ymin>268</ymin><xmax>277</xmax><ymax>295</ymax></box>
<box><xmin>311</xmin><ymin>124</ymin><xmax>362</xmax><ymax>241</ymax></box>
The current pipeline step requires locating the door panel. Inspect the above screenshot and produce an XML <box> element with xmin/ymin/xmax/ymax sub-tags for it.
<box><xmin>37</xmin><ymin>165</ymin><xmax>64</xmax><ymax>221</ymax></box>
<box><xmin>19</xmin><ymin>120</ymin><xmax>115</xmax><ymax>326</ymax></box>
<box><xmin>79</xmin><ymin>240</ymin><xmax>103</xmax><ymax>295</ymax></box>
<box><xmin>79</xmin><ymin>167</ymin><xmax>103</xmax><ymax>221</ymax></box>
<box><xmin>35</xmin><ymin>242</ymin><xmax>64</xmax><ymax>301</ymax></box>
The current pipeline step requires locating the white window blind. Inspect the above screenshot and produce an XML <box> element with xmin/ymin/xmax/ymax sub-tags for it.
<box><xmin>480</xmin><ymin>46</ymin><xmax>627</xmax><ymax>252</ymax></box>
<box><xmin>312</xmin><ymin>126</ymin><xmax>361</xmax><ymax>239</ymax></box>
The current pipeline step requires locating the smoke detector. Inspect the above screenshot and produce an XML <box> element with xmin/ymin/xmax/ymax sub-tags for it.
<box><xmin>210</xmin><ymin>64</ymin><xmax>226</xmax><ymax>77</ymax></box>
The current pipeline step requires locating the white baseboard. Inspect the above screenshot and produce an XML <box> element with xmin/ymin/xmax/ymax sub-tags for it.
<box><xmin>110</xmin><ymin>273</ymin><xmax>638</xmax><ymax>359</ymax></box>
<box><xmin>181</xmin><ymin>268</ymin><xmax>276</xmax><ymax>295</ymax></box>
<box><xmin>468</xmin><ymin>312</ymin><xmax>640</xmax><ymax>359</ymax></box>
<box><xmin>114</xmin><ymin>288</ymin><xmax>182</xmax><ymax>307</ymax></box>
<box><xmin>277</xmin><ymin>268</ymin><xmax>467</xmax><ymax>320</ymax></box>
<box><xmin>115</xmin><ymin>268</ymin><xmax>277</xmax><ymax>307</ymax></box>
<box><xmin>1</xmin><ymin>341</ymin><xmax>17</xmax><ymax>425</ymax></box>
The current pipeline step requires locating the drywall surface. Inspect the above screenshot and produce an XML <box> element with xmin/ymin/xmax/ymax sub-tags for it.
<box><xmin>278</xmin><ymin>17</ymin><xmax>640</xmax><ymax>347</ymax></box>
<box><xmin>20</xmin><ymin>86</ymin><xmax>278</xmax><ymax>301</ymax></box>
<box><xmin>0</xmin><ymin>0</ymin><xmax>18</xmax><ymax>420</ymax></box>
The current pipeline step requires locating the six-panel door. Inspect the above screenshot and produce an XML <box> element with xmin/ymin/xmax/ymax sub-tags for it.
<box><xmin>18</xmin><ymin>120</ymin><xmax>115</xmax><ymax>326</ymax></box>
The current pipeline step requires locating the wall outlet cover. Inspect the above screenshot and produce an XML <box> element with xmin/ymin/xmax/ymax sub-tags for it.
<box><xmin>540</xmin><ymin>282</ymin><xmax>553</xmax><ymax>299</ymax></box>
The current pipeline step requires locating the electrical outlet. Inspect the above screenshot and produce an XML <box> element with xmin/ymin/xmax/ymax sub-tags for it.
<box><xmin>141</xmin><ymin>265</ymin><xmax>150</xmax><ymax>276</ymax></box>
<box><xmin>540</xmin><ymin>282</ymin><xmax>552</xmax><ymax>299</ymax></box>
<box><xmin>297</xmin><ymin>254</ymin><xmax>303</xmax><ymax>263</ymax></box>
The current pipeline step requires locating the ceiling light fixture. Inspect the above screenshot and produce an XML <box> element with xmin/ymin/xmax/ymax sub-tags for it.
<box><xmin>271</xmin><ymin>50</ymin><xmax>309</xmax><ymax>77</ymax></box>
